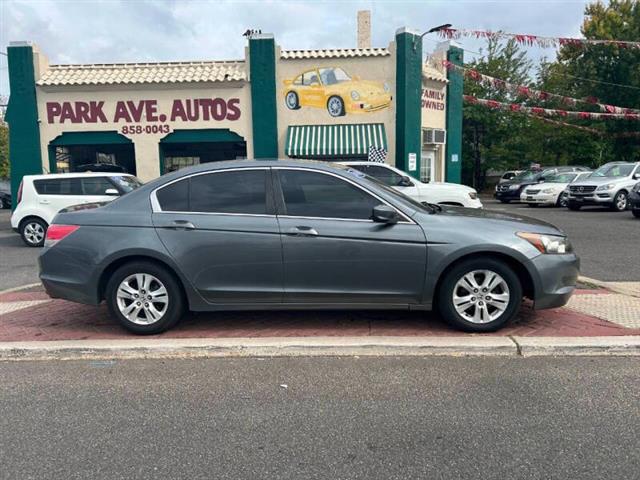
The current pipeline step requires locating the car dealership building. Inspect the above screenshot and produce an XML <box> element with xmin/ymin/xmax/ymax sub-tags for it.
<box><xmin>6</xmin><ymin>15</ymin><xmax>463</xmax><ymax>201</ymax></box>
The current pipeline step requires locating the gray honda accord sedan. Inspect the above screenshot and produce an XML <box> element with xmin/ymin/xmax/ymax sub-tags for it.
<box><xmin>38</xmin><ymin>160</ymin><xmax>579</xmax><ymax>334</ymax></box>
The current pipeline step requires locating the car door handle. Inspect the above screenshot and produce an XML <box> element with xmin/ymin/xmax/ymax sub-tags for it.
<box><xmin>170</xmin><ymin>220</ymin><xmax>196</xmax><ymax>230</ymax></box>
<box><xmin>39</xmin><ymin>199</ymin><xmax>51</xmax><ymax>204</ymax></box>
<box><xmin>287</xmin><ymin>226</ymin><xmax>318</xmax><ymax>237</ymax></box>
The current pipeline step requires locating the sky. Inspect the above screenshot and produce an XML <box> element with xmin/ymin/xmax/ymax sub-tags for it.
<box><xmin>0</xmin><ymin>0</ymin><xmax>593</xmax><ymax>97</ymax></box>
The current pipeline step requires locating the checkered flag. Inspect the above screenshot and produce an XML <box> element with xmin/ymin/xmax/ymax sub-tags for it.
<box><xmin>368</xmin><ymin>145</ymin><xmax>387</xmax><ymax>163</ymax></box>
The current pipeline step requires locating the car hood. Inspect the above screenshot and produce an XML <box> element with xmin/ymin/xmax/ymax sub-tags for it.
<box><xmin>528</xmin><ymin>182</ymin><xmax>568</xmax><ymax>190</ymax></box>
<box><xmin>420</xmin><ymin>205</ymin><xmax>564</xmax><ymax>234</ymax></box>
<box><xmin>571</xmin><ymin>176</ymin><xmax>625</xmax><ymax>186</ymax></box>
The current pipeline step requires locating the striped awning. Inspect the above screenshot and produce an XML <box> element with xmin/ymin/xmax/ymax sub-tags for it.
<box><xmin>285</xmin><ymin>123</ymin><xmax>387</xmax><ymax>158</ymax></box>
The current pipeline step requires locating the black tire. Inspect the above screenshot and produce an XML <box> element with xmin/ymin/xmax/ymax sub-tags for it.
<box><xmin>0</xmin><ymin>198</ymin><xmax>7</xmax><ymax>209</ymax></box>
<box><xmin>285</xmin><ymin>91</ymin><xmax>300</xmax><ymax>110</ymax></box>
<box><xmin>327</xmin><ymin>95</ymin><xmax>345</xmax><ymax>117</ymax></box>
<box><xmin>556</xmin><ymin>193</ymin><xmax>568</xmax><ymax>208</ymax></box>
<box><xmin>632</xmin><ymin>209</ymin><xmax>640</xmax><ymax>218</ymax></box>
<box><xmin>106</xmin><ymin>261</ymin><xmax>185</xmax><ymax>335</ymax></box>
<box><xmin>437</xmin><ymin>258</ymin><xmax>522</xmax><ymax>333</ymax></box>
<box><xmin>19</xmin><ymin>217</ymin><xmax>48</xmax><ymax>247</ymax></box>
<box><xmin>610</xmin><ymin>191</ymin><xmax>628</xmax><ymax>212</ymax></box>
<box><xmin>567</xmin><ymin>201</ymin><xmax>581</xmax><ymax>211</ymax></box>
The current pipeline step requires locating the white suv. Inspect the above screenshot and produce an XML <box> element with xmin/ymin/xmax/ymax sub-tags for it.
<box><xmin>340</xmin><ymin>162</ymin><xmax>482</xmax><ymax>208</ymax></box>
<box><xmin>11</xmin><ymin>173</ymin><xmax>142</xmax><ymax>247</ymax></box>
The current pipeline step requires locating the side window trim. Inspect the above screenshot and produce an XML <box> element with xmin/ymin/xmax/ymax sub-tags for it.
<box><xmin>150</xmin><ymin>167</ymin><xmax>275</xmax><ymax>216</ymax></box>
<box><xmin>273</xmin><ymin>167</ymin><xmax>414</xmax><ymax>224</ymax></box>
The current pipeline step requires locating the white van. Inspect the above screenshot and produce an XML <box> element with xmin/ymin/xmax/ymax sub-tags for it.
<box><xmin>11</xmin><ymin>173</ymin><xmax>142</xmax><ymax>247</ymax></box>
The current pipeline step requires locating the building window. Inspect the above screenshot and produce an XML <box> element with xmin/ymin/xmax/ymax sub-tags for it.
<box><xmin>164</xmin><ymin>156</ymin><xmax>200</xmax><ymax>173</ymax></box>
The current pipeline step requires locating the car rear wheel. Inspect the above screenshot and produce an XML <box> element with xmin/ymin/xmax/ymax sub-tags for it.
<box><xmin>106</xmin><ymin>261</ymin><xmax>184</xmax><ymax>335</ymax></box>
<box><xmin>437</xmin><ymin>258</ymin><xmax>522</xmax><ymax>332</ymax></box>
<box><xmin>285</xmin><ymin>91</ymin><xmax>300</xmax><ymax>110</ymax></box>
<box><xmin>611</xmin><ymin>191</ymin><xmax>628</xmax><ymax>212</ymax></box>
<box><xmin>327</xmin><ymin>96</ymin><xmax>345</xmax><ymax>117</ymax></box>
<box><xmin>20</xmin><ymin>218</ymin><xmax>47</xmax><ymax>247</ymax></box>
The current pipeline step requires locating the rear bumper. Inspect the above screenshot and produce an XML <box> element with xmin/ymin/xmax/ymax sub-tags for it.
<box><xmin>530</xmin><ymin>253</ymin><xmax>580</xmax><ymax>310</ymax></box>
<box><xmin>38</xmin><ymin>247</ymin><xmax>101</xmax><ymax>305</ymax></box>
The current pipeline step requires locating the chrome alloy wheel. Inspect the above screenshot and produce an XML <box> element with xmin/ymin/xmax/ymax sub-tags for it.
<box><xmin>116</xmin><ymin>273</ymin><xmax>169</xmax><ymax>325</ymax></box>
<box><xmin>327</xmin><ymin>96</ymin><xmax>344</xmax><ymax>117</ymax></box>
<box><xmin>615</xmin><ymin>192</ymin><xmax>627</xmax><ymax>211</ymax></box>
<box><xmin>452</xmin><ymin>270</ymin><xmax>510</xmax><ymax>324</ymax></box>
<box><xmin>285</xmin><ymin>91</ymin><xmax>298</xmax><ymax>109</ymax></box>
<box><xmin>24</xmin><ymin>222</ymin><xmax>45</xmax><ymax>245</ymax></box>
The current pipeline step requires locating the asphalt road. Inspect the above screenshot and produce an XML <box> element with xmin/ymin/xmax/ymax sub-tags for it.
<box><xmin>482</xmin><ymin>197</ymin><xmax>639</xmax><ymax>281</ymax></box>
<box><xmin>0</xmin><ymin>197</ymin><xmax>637</xmax><ymax>291</ymax></box>
<box><xmin>1</xmin><ymin>356</ymin><xmax>639</xmax><ymax>479</ymax></box>
<box><xmin>0</xmin><ymin>210</ymin><xmax>40</xmax><ymax>290</ymax></box>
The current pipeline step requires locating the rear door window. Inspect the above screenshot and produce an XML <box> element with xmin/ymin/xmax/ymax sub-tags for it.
<box><xmin>33</xmin><ymin>178</ymin><xmax>82</xmax><ymax>195</ymax></box>
<box><xmin>278</xmin><ymin>169</ymin><xmax>379</xmax><ymax>220</ymax></box>
<box><xmin>81</xmin><ymin>177</ymin><xmax>114</xmax><ymax>195</ymax></box>
<box><xmin>156</xmin><ymin>179</ymin><xmax>189</xmax><ymax>212</ymax></box>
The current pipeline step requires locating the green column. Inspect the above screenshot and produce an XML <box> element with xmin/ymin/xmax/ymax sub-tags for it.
<box><xmin>249</xmin><ymin>34</ymin><xmax>278</xmax><ymax>159</ymax></box>
<box><xmin>394</xmin><ymin>28</ymin><xmax>422</xmax><ymax>179</ymax></box>
<box><xmin>445</xmin><ymin>45</ymin><xmax>463</xmax><ymax>184</ymax></box>
<box><xmin>5</xmin><ymin>43</ymin><xmax>43</xmax><ymax>208</ymax></box>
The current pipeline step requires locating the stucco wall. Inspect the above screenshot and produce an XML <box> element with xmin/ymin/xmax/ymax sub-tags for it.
<box><xmin>35</xmin><ymin>82</ymin><xmax>253</xmax><ymax>181</ymax></box>
<box><xmin>275</xmin><ymin>44</ymin><xmax>397</xmax><ymax>166</ymax></box>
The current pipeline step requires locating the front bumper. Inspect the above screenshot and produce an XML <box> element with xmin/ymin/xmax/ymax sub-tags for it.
<box><xmin>567</xmin><ymin>191</ymin><xmax>613</xmax><ymax>205</ymax></box>
<box><xmin>520</xmin><ymin>192</ymin><xmax>557</xmax><ymax>205</ymax></box>
<box><xmin>494</xmin><ymin>188</ymin><xmax>523</xmax><ymax>201</ymax></box>
<box><xmin>530</xmin><ymin>253</ymin><xmax>580</xmax><ymax>310</ymax></box>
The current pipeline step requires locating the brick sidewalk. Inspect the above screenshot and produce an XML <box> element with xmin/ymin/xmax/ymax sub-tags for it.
<box><xmin>1</xmin><ymin>286</ymin><xmax>639</xmax><ymax>342</ymax></box>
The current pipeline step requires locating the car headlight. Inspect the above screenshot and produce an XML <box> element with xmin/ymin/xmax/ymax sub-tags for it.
<box><xmin>508</xmin><ymin>184</ymin><xmax>520</xmax><ymax>190</ymax></box>
<box><xmin>383</xmin><ymin>82</ymin><xmax>390</xmax><ymax>92</ymax></box>
<box><xmin>541</xmin><ymin>188</ymin><xmax>555</xmax><ymax>194</ymax></box>
<box><xmin>351</xmin><ymin>91</ymin><xmax>360</xmax><ymax>100</ymax></box>
<box><xmin>596</xmin><ymin>183</ymin><xmax>615</xmax><ymax>191</ymax></box>
<box><xmin>517</xmin><ymin>232</ymin><xmax>572</xmax><ymax>254</ymax></box>
<box><xmin>468</xmin><ymin>191</ymin><xmax>478</xmax><ymax>200</ymax></box>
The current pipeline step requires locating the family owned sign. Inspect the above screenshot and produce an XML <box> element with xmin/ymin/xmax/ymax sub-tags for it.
<box><xmin>45</xmin><ymin>98</ymin><xmax>241</xmax><ymax>125</ymax></box>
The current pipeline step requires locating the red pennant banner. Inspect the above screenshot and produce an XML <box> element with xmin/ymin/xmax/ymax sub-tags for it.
<box><xmin>438</xmin><ymin>28</ymin><xmax>640</xmax><ymax>50</ymax></box>
<box><xmin>463</xmin><ymin>95</ymin><xmax>640</xmax><ymax>121</ymax></box>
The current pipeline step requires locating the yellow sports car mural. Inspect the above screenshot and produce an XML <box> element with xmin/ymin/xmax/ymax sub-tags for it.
<box><xmin>282</xmin><ymin>67</ymin><xmax>392</xmax><ymax>117</ymax></box>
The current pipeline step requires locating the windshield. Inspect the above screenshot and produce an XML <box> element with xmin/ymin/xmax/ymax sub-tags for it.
<box><xmin>110</xmin><ymin>175</ymin><xmax>143</xmax><ymax>193</ymax></box>
<box><xmin>546</xmin><ymin>173</ymin><xmax>577</xmax><ymax>183</ymax></box>
<box><xmin>343</xmin><ymin>168</ymin><xmax>431</xmax><ymax>213</ymax></box>
<box><xmin>511</xmin><ymin>170</ymin><xmax>541</xmax><ymax>182</ymax></box>
<box><xmin>319</xmin><ymin>67</ymin><xmax>351</xmax><ymax>85</ymax></box>
<box><xmin>591</xmin><ymin>164</ymin><xmax>634</xmax><ymax>178</ymax></box>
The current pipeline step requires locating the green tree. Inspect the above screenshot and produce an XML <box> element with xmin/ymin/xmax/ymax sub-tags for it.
<box><xmin>0</xmin><ymin>124</ymin><xmax>8</xmax><ymax>178</ymax></box>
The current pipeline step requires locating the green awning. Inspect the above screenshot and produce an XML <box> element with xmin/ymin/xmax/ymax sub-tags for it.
<box><xmin>49</xmin><ymin>131</ymin><xmax>132</xmax><ymax>146</ymax></box>
<box><xmin>285</xmin><ymin>123</ymin><xmax>387</xmax><ymax>158</ymax></box>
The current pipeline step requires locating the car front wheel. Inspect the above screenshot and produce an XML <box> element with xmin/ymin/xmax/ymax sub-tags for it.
<box><xmin>437</xmin><ymin>258</ymin><xmax>522</xmax><ymax>332</ymax></box>
<box><xmin>327</xmin><ymin>96</ymin><xmax>345</xmax><ymax>117</ymax></box>
<box><xmin>557</xmin><ymin>192</ymin><xmax>568</xmax><ymax>207</ymax></box>
<box><xmin>611</xmin><ymin>191</ymin><xmax>628</xmax><ymax>212</ymax></box>
<box><xmin>285</xmin><ymin>91</ymin><xmax>300</xmax><ymax>110</ymax></box>
<box><xmin>20</xmin><ymin>218</ymin><xmax>48</xmax><ymax>247</ymax></box>
<box><xmin>106</xmin><ymin>261</ymin><xmax>184</xmax><ymax>335</ymax></box>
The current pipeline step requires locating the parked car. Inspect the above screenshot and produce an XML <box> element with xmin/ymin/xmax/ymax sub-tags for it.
<box><xmin>629</xmin><ymin>181</ymin><xmax>640</xmax><ymax>218</ymax></box>
<box><xmin>566</xmin><ymin>162</ymin><xmax>640</xmax><ymax>212</ymax></box>
<box><xmin>340</xmin><ymin>161</ymin><xmax>482</xmax><ymax>208</ymax></box>
<box><xmin>11</xmin><ymin>173</ymin><xmax>143</xmax><ymax>247</ymax></box>
<box><xmin>520</xmin><ymin>171</ymin><xmax>592</xmax><ymax>208</ymax></box>
<box><xmin>0</xmin><ymin>190</ymin><xmax>11</xmax><ymax>209</ymax></box>
<box><xmin>75</xmin><ymin>163</ymin><xmax>127</xmax><ymax>173</ymax></box>
<box><xmin>495</xmin><ymin>166</ymin><xmax>590</xmax><ymax>203</ymax></box>
<box><xmin>498</xmin><ymin>170</ymin><xmax>523</xmax><ymax>184</ymax></box>
<box><xmin>39</xmin><ymin>160</ymin><xmax>579</xmax><ymax>335</ymax></box>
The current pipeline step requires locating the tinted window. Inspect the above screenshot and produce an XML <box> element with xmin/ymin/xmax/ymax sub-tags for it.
<box><xmin>279</xmin><ymin>170</ymin><xmax>379</xmax><ymax>220</ymax></box>
<box><xmin>157</xmin><ymin>178</ymin><xmax>189</xmax><ymax>211</ymax></box>
<box><xmin>348</xmin><ymin>164</ymin><xmax>405</xmax><ymax>187</ymax></box>
<box><xmin>110</xmin><ymin>175</ymin><xmax>143</xmax><ymax>193</ymax></box>
<box><xmin>190</xmin><ymin>170</ymin><xmax>267</xmax><ymax>214</ymax></box>
<box><xmin>33</xmin><ymin>178</ymin><xmax>82</xmax><ymax>195</ymax></box>
<box><xmin>81</xmin><ymin>177</ymin><xmax>114</xmax><ymax>195</ymax></box>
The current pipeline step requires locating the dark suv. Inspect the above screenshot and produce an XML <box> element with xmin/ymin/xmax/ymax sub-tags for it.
<box><xmin>495</xmin><ymin>166</ymin><xmax>590</xmax><ymax>203</ymax></box>
<box><xmin>630</xmin><ymin>181</ymin><xmax>640</xmax><ymax>218</ymax></box>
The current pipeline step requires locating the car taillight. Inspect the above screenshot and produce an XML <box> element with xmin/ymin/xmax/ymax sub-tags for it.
<box><xmin>17</xmin><ymin>180</ymin><xmax>23</xmax><ymax>205</ymax></box>
<box><xmin>44</xmin><ymin>224</ymin><xmax>80</xmax><ymax>247</ymax></box>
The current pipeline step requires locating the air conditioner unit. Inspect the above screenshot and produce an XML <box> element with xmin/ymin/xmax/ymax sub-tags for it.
<box><xmin>423</xmin><ymin>128</ymin><xmax>446</xmax><ymax>145</ymax></box>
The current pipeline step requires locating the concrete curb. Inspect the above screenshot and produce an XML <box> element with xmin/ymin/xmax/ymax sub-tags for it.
<box><xmin>578</xmin><ymin>276</ymin><xmax>639</xmax><ymax>298</ymax></box>
<box><xmin>0</xmin><ymin>282</ymin><xmax>42</xmax><ymax>296</ymax></box>
<box><xmin>0</xmin><ymin>335</ymin><xmax>639</xmax><ymax>361</ymax></box>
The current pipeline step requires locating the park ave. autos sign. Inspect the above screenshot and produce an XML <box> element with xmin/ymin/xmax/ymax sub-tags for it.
<box><xmin>45</xmin><ymin>98</ymin><xmax>241</xmax><ymax>134</ymax></box>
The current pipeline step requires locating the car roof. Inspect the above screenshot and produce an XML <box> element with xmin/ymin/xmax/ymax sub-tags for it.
<box><xmin>24</xmin><ymin>172</ymin><xmax>133</xmax><ymax>180</ymax></box>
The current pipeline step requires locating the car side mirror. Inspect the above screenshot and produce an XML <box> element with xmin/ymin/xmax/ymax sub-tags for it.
<box><xmin>372</xmin><ymin>204</ymin><xmax>399</xmax><ymax>224</ymax></box>
<box><xmin>105</xmin><ymin>188</ymin><xmax>119</xmax><ymax>196</ymax></box>
<box><xmin>398</xmin><ymin>176</ymin><xmax>413</xmax><ymax>187</ymax></box>
<box><xmin>634</xmin><ymin>173</ymin><xmax>640</xmax><ymax>180</ymax></box>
